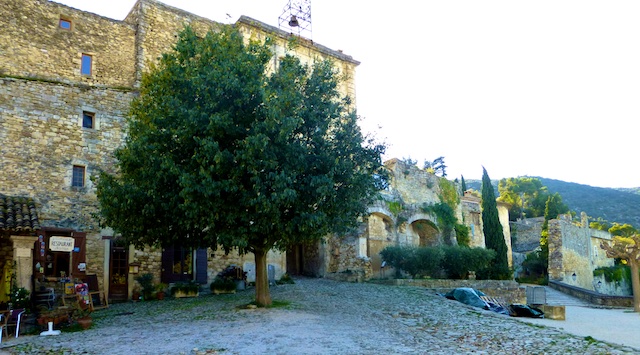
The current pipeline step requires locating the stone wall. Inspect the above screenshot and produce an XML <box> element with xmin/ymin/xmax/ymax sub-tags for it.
<box><xmin>548</xmin><ymin>213</ymin><xmax>614</xmax><ymax>291</ymax></box>
<box><xmin>316</xmin><ymin>159</ymin><xmax>514</xmax><ymax>282</ymax></box>
<box><xmin>0</xmin><ymin>0</ymin><xmax>136</xmax><ymax>87</ymax></box>
<box><xmin>386</xmin><ymin>279</ymin><xmax>526</xmax><ymax>304</ymax></box>
<box><xmin>510</xmin><ymin>217</ymin><xmax>544</xmax><ymax>253</ymax></box>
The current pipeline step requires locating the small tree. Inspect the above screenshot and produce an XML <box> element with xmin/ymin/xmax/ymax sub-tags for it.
<box><xmin>481</xmin><ymin>167</ymin><xmax>510</xmax><ymax>279</ymax></box>
<box><xmin>601</xmin><ymin>235</ymin><xmax>640</xmax><ymax>312</ymax></box>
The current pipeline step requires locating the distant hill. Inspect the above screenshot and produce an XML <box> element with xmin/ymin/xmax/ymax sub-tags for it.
<box><xmin>465</xmin><ymin>178</ymin><xmax>640</xmax><ymax>227</ymax></box>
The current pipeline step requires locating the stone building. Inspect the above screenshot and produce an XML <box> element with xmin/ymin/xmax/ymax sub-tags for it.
<box><xmin>0</xmin><ymin>0</ymin><xmax>359</xmax><ymax>301</ymax></box>
<box><xmin>288</xmin><ymin>159</ymin><xmax>513</xmax><ymax>281</ymax></box>
<box><xmin>547</xmin><ymin>212</ymin><xmax>627</xmax><ymax>295</ymax></box>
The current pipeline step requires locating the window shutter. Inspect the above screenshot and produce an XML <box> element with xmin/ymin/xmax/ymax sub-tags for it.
<box><xmin>72</xmin><ymin>232</ymin><xmax>87</xmax><ymax>277</ymax></box>
<box><xmin>195</xmin><ymin>248</ymin><xmax>208</xmax><ymax>284</ymax></box>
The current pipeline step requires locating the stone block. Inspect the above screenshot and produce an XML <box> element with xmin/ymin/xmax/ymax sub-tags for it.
<box><xmin>540</xmin><ymin>305</ymin><xmax>565</xmax><ymax>320</ymax></box>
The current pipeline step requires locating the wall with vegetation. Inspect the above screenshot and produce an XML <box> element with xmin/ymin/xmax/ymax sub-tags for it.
<box><xmin>548</xmin><ymin>213</ymin><xmax>614</xmax><ymax>291</ymax></box>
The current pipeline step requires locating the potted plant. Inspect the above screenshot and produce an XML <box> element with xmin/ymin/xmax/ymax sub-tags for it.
<box><xmin>8</xmin><ymin>285</ymin><xmax>31</xmax><ymax>313</ymax></box>
<box><xmin>71</xmin><ymin>301</ymin><xmax>93</xmax><ymax>330</ymax></box>
<box><xmin>210</xmin><ymin>277</ymin><xmax>236</xmax><ymax>294</ymax></box>
<box><xmin>155</xmin><ymin>283</ymin><xmax>168</xmax><ymax>300</ymax></box>
<box><xmin>215</xmin><ymin>265</ymin><xmax>247</xmax><ymax>291</ymax></box>
<box><xmin>132</xmin><ymin>286</ymin><xmax>142</xmax><ymax>302</ymax></box>
<box><xmin>170</xmin><ymin>280</ymin><xmax>200</xmax><ymax>298</ymax></box>
<box><xmin>135</xmin><ymin>273</ymin><xmax>155</xmax><ymax>300</ymax></box>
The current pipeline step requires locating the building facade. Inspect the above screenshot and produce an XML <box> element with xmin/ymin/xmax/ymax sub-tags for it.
<box><xmin>0</xmin><ymin>0</ymin><xmax>359</xmax><ymax>301</ymax></box>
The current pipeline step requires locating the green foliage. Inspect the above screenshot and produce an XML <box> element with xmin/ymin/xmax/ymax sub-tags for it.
<box><xmin>379</xmin><ymin>245</ymin><xmax>443</xmax><ymax>278</ymax></box>
<box><xmin>135</xmin><ymin>273</ymin><xmax>155</xmax><ymax>300</ymax></box>
<box><xmin>95</xmin><ymin>25</ymin><xmax>386</xmax><ymax>305</ymax></box>
<box><xmin>171</xmin><ymin>280</ymin><xmax>200</xmax><ymax>295</ymax></box>
<box><xmin>497</xmin><ymin>177</ymin><xmax>551</xmax><ymax>221</ymax></box>
<box><xmin>461</xmin><ymin>175</ymin><xmax>467</xmax><ymax>194</ymax></box>
<box><xmin>481</xmin><ymin>167</ymin><xmax>511</xmax><ymax>280</ymax></box>
<box><xmin>609</xmin><ymin>223</ymin><xmax>638</xmax><ymax>237</ymax></box>
<box><xmin>422</xmin><ymin>202</ymin><xmax>456</xmax><ymax>238</ymax></box>
<box><xmin>380</xmin><ymin>245</ymin><xmax>495</xmax><ymax>280</ymax></box>
<box><xmin>210</xmin><ymin>277</ymin><xmax>236</xmax><ymax>292</ymax></box>
<box><xmin>590</xmin><ymin>218</ymin><xmax>611</xmax><ymax>231</ymax></box>
<box><xmin>276</xmin><ymin>273</ymin><xmax>295</xmax><ymax>285</ymax></box>
<box><xmin>438</xmin><ymin>178</ymin><xmax>460</xmax><ymax>210</ymax></box>
<box><xmin>387</xmin><ymin>201</ymin><xmax>403</xmax><ymax>216</ymax></box>
<box><xmin>440</xmin><ymin>246</ymin><xmax>496</xmax><ymax>279</ymax></box>
<box><xmin>423</xmin><ymin>156</ymin><xmax>447</xmax><ymax>177</ymax></box>
<box><xmin>520</xmin><ymin>250</ymin><xmax>548</xmax><ymax>282</ymax></box>
<box><xmin>593</xmin><ymin>265</ymin><xmax>630</xmax><ymax>284</ymax></box>
<box><xmin>454</xmin><ymin>223</ymin><xmax>471</xmax><ymax>247</ymax></box>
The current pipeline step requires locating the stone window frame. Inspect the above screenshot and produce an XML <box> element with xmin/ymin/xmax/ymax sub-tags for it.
<box><xmin>59</xmin><ymin>16</ymin><xmax>73</xmax><ymax>30</ymax></box>
<box><xmin>71</xmin><ymin>165</ymin><xmax>86</xmax><ymax>187</ymax></box>
<box><xmin>81</xmin><ymin>53</ymin><xmax>93</xmax><ymax>76</ymax></box>
<box><xmin>81</xmin><ymin>110</ymin><xmax>96</xmax><ymax>129</ymax></box>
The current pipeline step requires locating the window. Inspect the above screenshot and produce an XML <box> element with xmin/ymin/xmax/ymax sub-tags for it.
<box><xmin>82</xmin><ymin>111</ymin><xmax>94</xmax><ymax>129</ymax></box>
<box><xmin>81</xmin><ymin>54</ymin><xmax>92</xmax><ymax>76</ymax></box>
<box><xmin>59</xmin><ymin>17</ymin><xmax>72</xmax><ymax>30</ymax></box>
<box><xmin>72</xmin><ymin>165</ymin><xmax>85</xmax><ymax>187</ymax></box>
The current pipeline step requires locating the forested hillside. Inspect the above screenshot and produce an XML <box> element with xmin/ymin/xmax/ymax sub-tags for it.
<box><xmin>465</xmin><ymin>178</ymin><xmax>640</xmax><ymax>227</ymax></box>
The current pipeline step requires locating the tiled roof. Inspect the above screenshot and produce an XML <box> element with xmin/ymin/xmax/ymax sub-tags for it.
<box><xmin>0</xmin><ymin>194</ymin><xmax>40</xmax><ymax>232</ymax></box>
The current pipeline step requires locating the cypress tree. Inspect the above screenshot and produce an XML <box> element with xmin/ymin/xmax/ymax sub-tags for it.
<box><xmin>481</xmin><ymin>167</ymin><xmax>510</xmax><ymax>279</ymax></box>
<box><xmin>461</xmin><ymin>175</ymin><xmax>467</xmax><ymax>194</ymax></box>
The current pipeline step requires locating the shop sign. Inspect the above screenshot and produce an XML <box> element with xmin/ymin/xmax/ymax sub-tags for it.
<box><xmin>50</xmin><ymin>236</ymin><xmax>75</xmax><ymax>252</ymax></box>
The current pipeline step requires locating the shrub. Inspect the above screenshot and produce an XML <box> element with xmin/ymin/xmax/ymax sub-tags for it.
<box><xmin>210</xmin><ymin>277</ymin><xmax>236</xmax><ymax>292</ymax></box>
<box><xmin>135</xmin><ymin>273</ymin><xmax>155</xmax><ymax>300</ymax></box>
<box><xmin>381</xmin><ymin>245</ymin><xmax>495</xmax><ymax>280</ymax></box>
<box><xmin>380</xmin><ymin>245</ymin><xmax>443</xmax><ymax>278</ymax></box>
<box><xmin>171</xmin><ymin>280</ymin><xmax>200</xmax><ymax>295</ymax></box>
<box><xmin>454</xmin><ymin>223</ymin><xmax>471</xmax><ymax>247</ymax></box>
<box><xmin>441</xmin><ymin>246</ymin><xmax>495</xmax><ymax>279</ymax></box>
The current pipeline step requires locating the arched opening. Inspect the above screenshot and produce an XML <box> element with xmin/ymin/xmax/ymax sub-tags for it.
<box><xmin>411</xmin><ymin>220</ymin><xmax>439</xmax><ymax>246</ymax></box>
<box><xmin>367</xmin><ymin>212</ymin><xmax>394</xmax><ymax>274</ymax></box>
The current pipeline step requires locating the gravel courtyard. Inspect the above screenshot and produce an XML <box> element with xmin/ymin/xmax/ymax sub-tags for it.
<box><xmin>1</xmin><ymin>278</ymin><xmax>636</xmax><ymax>354</ymax></box>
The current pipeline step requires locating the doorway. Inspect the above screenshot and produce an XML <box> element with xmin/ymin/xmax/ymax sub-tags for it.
<box><xmin>109</xmin><ymin>242</ymin><xmax>128</xmax><ymax>302</ymax></box>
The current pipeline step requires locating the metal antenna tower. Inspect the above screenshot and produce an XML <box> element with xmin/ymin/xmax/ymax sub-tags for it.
<box><xmin>278</xmin><ymin>0</ymin><xmax>312</xmax><ymax>39</ymax></box>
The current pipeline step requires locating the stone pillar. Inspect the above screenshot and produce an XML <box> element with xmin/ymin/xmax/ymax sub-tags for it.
<box><xmin>10</xmin><ymin>235</ymin><xmax>38</xmax><ymax>292</ymax></box>
<box><xmin>547</xmin><ymin>220</ymin><xmax>563</xmax><ymax>281</ymax></box>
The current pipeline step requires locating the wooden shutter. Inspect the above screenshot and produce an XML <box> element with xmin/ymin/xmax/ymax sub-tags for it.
<box><xmin>72</xmin><ymin>232</ymin><xmax>87</xmax><ymax>277</ymax></box>
<box><xmin>195</xmin><ymin>248</ymin><xmax>208</xmax><ymax>284</ymax></box>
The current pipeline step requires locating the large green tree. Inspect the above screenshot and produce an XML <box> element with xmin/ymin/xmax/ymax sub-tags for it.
<box><xmin>481</xmin><ymin>167</ymin><xmax>510</xmax><ymax>279</ymax></box>
<box><xmin>497</xmin><ymin>177</ymin><xmax>550</xmax><ymax>221</ymax></box>
<box><xmin>96</xmin><ymin>26</ymin><xmax>386</xmax><ymax>306</ymax></box>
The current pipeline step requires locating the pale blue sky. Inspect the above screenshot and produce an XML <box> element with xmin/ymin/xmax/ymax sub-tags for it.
<box><xmin>56</xmin><ymin>0</ymin><xmax>640</xmax><ymax>188</ymax></box>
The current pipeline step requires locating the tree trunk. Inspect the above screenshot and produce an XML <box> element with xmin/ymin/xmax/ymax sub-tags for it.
<box><xmin>254</xmin><ymin>248</ymin><xmax>272</xmax><ymax>307</ymax></box>
<box><xmin>630</xmin><ymin>260</ymin><xmax>640</xmax><ymax>312</ymax></box>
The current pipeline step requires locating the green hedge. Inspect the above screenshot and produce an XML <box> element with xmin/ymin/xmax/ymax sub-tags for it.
<box><xmin>380</xmin><ymin>245</ymin><xmax>496</xmax><ymax>280</ymax></box>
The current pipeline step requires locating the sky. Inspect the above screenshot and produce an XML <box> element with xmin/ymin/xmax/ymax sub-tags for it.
<box><xmin>55</xmin><ymin>0</ymin><xmax>640</xmax><ymax>188</ymax></box>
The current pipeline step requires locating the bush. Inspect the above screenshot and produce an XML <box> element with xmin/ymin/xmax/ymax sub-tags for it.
<box><xmin>171</xmin><ymin>280</ymin><xmax>200</xmax><ymax>295</ymax></box>
<box><xmin>210</xmin><ymin>277</ymin><xmax>236</xmax><ymax>292</ymax></box>
<box><xmin>380</xmin><ymin>245</ymin><xmax>495</xmax><ymax>280</ymax></box>
<box><xmin>135</xmin><ymin>273</ymin><xmax>155</xmax><ymax>300</ymax></box>
<box><xmin>441</xmin><ymin>246</ymin><xmax>495</xmax><ymax>279</ymax></box>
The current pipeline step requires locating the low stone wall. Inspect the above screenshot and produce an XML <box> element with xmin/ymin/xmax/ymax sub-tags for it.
<box><xmin>375</xmin><ymin>279</ymin><xmax>526</xmax><ymax>304</ymax></box>
<box><xmin>549</xmin><ymin>280</ymin><xmax>633</xmax><ymax>308</ymax></box>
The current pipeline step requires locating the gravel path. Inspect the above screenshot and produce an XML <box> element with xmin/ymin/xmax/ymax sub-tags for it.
<box><xmin>1</xmin><ymin>278</ymin><xmax>636</xmax><ymax>354</ymax></box>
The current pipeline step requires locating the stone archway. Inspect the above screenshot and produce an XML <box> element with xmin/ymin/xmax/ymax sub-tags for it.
<box><xmin>410</xmin><ymin>220</ymin><xmax>439</xmax><ymax>247</ymax></box>
<box><xmin>367</xmin><ymin>212</ymin><xmax>394</xmax><ymax>274</ymax></box>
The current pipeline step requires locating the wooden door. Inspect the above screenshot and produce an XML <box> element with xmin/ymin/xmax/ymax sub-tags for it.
<box><xmin>109</xmin><ymin>245</ymin><xmax>128</xmax><ymax>302</ymax></box>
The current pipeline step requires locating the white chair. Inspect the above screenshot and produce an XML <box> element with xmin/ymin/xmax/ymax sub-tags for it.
<box><xmin>6</xmin><ymin>309</ymin><xmax>25</xmax><ymax>339</ymax></box>
<box><xmin>0</xmin><ymin>313</ymin><xmax>5</xmax><ymax>343</ymax></box>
